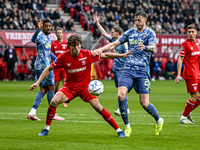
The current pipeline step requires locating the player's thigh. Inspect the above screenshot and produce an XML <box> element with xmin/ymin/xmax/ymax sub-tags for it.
<box><xmin>133</xmin><ymin>77</ymin><xmax>150</xmax><ymax>94</ymax></box>
<box><xmin>118</xmin><ymin>70</ymin><xmax>134</xmax><ymax>92</ymax></box>
<box><xmin>114</xmin><ymin>71</ymin><xmax>122</xmax><ymax>88</ymax></box>
<box><xmin>185</xmin><ymin>79</ymin><xmax>198</xmax><ymax>93</ymax></box>
<box><xmin>47</xmin><ymin>84</ymin><xmax>55</xmax><ymax>91</ymax></box>
<box><xmin>51</xmin><ymin>91</ymin><xmax>69</xmax><ymax>106</ymax></box>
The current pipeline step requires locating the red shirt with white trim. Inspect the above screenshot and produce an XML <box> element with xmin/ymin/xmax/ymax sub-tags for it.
<box><xmin>51</xmin><ymin>49</ymin><xmax>100</xmax><ymax>87</ymax></box>
<box><xmin>179</xmin><ymin>38</ymin><xmax>200</xmax><ymax>79</ymax></box>
<box><xmin>51</xmin><ymin>40</ymin><xmax>70</xmax><ymax>57</ymax></box>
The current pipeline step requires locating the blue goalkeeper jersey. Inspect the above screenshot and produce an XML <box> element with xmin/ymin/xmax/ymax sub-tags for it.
<box><xmin>31</xmin><ymin>29</ymin><xmax>52</xmax><ymax>70</ymax></box>
<box><xmin>118</xmin><ymin>27</ymin><xmax>157</xmax><ymax>74</ymax></box>
<box><xmin>108</xmin><ymin>36</ymin><xmax>128</xmax><ymax>71</ymax></box>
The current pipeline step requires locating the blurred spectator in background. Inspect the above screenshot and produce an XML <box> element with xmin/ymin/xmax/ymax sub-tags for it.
<box><xmin>3</xmin><ymin>43</ymin><xmax>19</xmax><ymax>81</ymax></box>
<box><xmin>65</xmin><ymin>19</ymin><xmax>74</xmax><ymax>31</ymax></box>
<box><xmin>165</xmin><ymin>57</ymin><xmax>176</xmax><ymax>79</ymax></box>
<box><xmin>153</xmin><ymin>57</ymin><xmax>165</xmax><ymax>80</ymax></box>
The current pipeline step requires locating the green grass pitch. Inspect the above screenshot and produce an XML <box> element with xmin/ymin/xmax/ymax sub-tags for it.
<box><xmin>0</xmin><ymin>80</ymin><xmax>200</xmax><ymax>150</ymax></box>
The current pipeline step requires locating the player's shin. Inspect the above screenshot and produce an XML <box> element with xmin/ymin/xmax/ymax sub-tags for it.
<box><xmin>182</xmin><ymin>99</ymin><xmax>195</xmax><ymax>117</ymax></box>
<box><xmin>47</xmin><ymin>91</ymin><xmax>55</xmax><ymax>105</ymax></box>
<box><xmin>193</xmin><ymin>97</ymin><xmax>200</xmax><ymax>110</ymax></box>
<box><xmin>46</xmin><ymin>104</ymin><xmax>57</xmax><ymax>126</ymax></box>
<box><xmin>119</xmin><ymin>98</ymin><xmax>129</xmax><ymax>126</ymax></box>
<box><xmin>144</xmin><ymin>103</ymin><xmax>160</xmax><ymax>122</ymax></box>
<box><xmin>100</xmin><ymin>108</ymin><xmax>119</xmax><ymax>130</ymax></box>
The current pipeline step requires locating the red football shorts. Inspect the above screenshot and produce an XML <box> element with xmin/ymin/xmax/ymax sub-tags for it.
<box><xmin>59</xmin><ymin>85</ymin><xmax>97</xmax><ymax>102</ymax></box>
<box><xmin>185</xmin><ymin>78</ymin><xmax>200</xmax><ymax>93</ymax></box>
<box><xmin>54</xmin><ymin>68</ymin><xmax>67</xmax><ymax>82</ymax></box>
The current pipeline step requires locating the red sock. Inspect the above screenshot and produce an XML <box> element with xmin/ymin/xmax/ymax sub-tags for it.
<box><xmin>193</xmin><ymin>97</ymin><xmax>200</xmax><ymax>110</ymax></box>
<box><xmin>101</xmin><ymin>108</ymin><xmax>119</xmax><ymax>130</ymax></box>
<box><xmin>182</xmin><ymin>99</ymin><xmax>195</xmax><ymax>117</ymax></box>
<box><xmin>46</xmin><ymin>105</ymin><xmax>57</xmax><ymax>126</ymax></box>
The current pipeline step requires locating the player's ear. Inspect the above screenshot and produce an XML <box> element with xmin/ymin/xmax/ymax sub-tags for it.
<box><xmin>144</xmin><ymin>18</ymin><xmax>147</xmax><ymax>23</ymax></box>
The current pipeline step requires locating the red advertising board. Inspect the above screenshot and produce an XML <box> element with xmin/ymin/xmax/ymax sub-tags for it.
<box><xmin>0</xmin><ymin>31</ymin><xmax>76</xmax><ymax>47</ymax></box>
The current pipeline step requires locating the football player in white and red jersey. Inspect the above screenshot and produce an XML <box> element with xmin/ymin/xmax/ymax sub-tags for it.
<box><xmin>175</xmin><ymin>24</ymin><xmax>200</xmax><ymax>124</ymax></box>
<box><xmin>30</xmin><ymin>34</ymin><xmax>133</xmax><ymax>137</ymax></box>
<box><xmin>51</xmin><ymin>27</ymin><xmax>70</xmax><ymax>108</ymax></box>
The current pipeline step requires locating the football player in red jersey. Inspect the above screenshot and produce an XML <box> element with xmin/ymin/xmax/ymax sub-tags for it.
<box><xmin>30</xmin><ymin>34</ymin><xmax>133</xmax><ymax>137</ymax></box>
<box><xmin>175</xmin><ymin>24</ymin><xmax>200</xmax><ymax>124</ymax></box>
<box><xmin>51</xmin><ymin>27</ymin><xmax>69</xmax><ymax>108</ymax></box>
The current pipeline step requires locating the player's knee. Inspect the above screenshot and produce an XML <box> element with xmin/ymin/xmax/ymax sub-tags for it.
<box><xmin>140</xmin><ymin>101</ymin><xmax>148</xmax><ymax>108</ymax></box>
<box><xmin>50</xmin><ymin>99</ymin><xmax>59</xmax><ymax>106</ymax></box>
<box><xmin>117</xmin><ymin>93</ymin><xmax>126</xmax><ymax>101</ymax></box>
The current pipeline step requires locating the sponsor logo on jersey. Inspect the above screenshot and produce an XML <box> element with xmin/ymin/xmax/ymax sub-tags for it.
<box><xmin>68</xmin><ymin>66</ymin><xmax>86</xmax><ymax>73</ymax></box>
<box><xmin>191</xmin><ymin>51</ymin><xmax>200</xmax><ymax>56</ymax></box>
<box><xmin>79</xmin><ymin>57</ymin><xmax>87</xmax><ymax>61</ymax></box>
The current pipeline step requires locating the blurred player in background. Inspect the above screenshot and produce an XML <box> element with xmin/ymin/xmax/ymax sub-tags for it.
<box><xmin>175</xmin><ymin>24</ymin><xmax>200</xmax><ymax>124</ymax></box>
<box><xmin>27</xmin><ymin>19</ymin><xmax>64</xmax><ymax>121</ymax></box>
<box><xmin>51</xmin><ymin>27</ymin><xmax>70</xmax><ymax>108</ymax></box>
<box><xmin>30</xmin><ymin>34</ymin><xmax>133</xmax><ymax>137</ymax></box>
<box><xmin>93</xmin><ymin>10</ymin><xmax>164</xmax><ymax>137</ymax></box>
<box><xmin>92</xmin><ymin>13</ymin><xmax>130</xmax><ymax>116</ymax></box>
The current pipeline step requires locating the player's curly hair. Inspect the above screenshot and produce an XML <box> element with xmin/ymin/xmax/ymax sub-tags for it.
<box><xmin>67</xmin><ymin>34</ymin><xmax>82</xmax><ymax>47</ymax></box>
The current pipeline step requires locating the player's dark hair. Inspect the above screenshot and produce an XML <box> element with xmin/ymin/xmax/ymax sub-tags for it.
<box><xmin>187</xmin><ymin>24</ymin><xmax>197</xmax><ymax>31</ymax></box>
<box><xmin>112</xmin><ymin>26</ymin><xmax>123</xmax><ymax>35</ymax></box>
<box><xmin>135</xmin><ymin>10</ymin><xmax>148</xmax><ymax>18</ymax></box>
<box><xmin>67</xmin><ymin>34</ymin><xmax>82</xmax><ymax>47</ymax></box>
<box><xmin>43</xmin><ymin>19</ymin><xmax>51</xmax><ymax>25</ymax></box>
<box><xmin>55</xmin><ymin>27</ymin><xmax>64</xmax><ymax>33</ymax></box>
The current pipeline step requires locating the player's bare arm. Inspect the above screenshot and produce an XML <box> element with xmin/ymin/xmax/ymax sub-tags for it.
<box><xmin>101</xmin><ymin>50</ymin><xmax>133</xmax><ymax>59</ymax></box>
<box><xmin>93</xmin><ymin>13</ymin><xmax>110</xmax><ymax>40</ymax></box>
<box><xmin>93</xmin><ymin>40</ymin><xmax>121</xmax><ymax>56</ymax></box>
<box><xmin>30</xmin><ymin>66</ymin><xmax>53</xmax><ymax>90</ymax></box>
<box><xmin>138</xmin><ymin>42</ymin><xmax>156</xmax><ymax>53</ymax></box>
<box><xmin>175</xmin><ymin>56</ymin><xmax>184</xmax><ymax>83</ymax></box>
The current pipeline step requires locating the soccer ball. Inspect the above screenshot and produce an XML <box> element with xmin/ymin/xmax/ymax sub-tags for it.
<box><xmin>88</xmin><ymin>80</ymin><xmax>104</xmax><ymax>96</ymax></box>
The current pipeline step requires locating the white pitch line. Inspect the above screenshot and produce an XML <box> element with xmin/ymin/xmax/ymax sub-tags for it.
<box><xmin>0</xmin><ymin>112</ymin><xmax>200</xmax><ymax>118</ymax></box>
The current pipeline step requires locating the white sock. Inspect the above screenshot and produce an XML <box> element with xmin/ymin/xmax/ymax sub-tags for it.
<box><xmin>180</xmin><ymin>115</ymin><xmax>187</xmax><ymax>120</ymax></box>
<box><xmin>45</xmin><ymin>125</ymin><xmax>50</xmax><ymax>130</ymax></box>
<box><xmin>29</xmin><ymin>108</ymin><xmax>36</xmax><ymax>115</ymax></box>
<box><xmin>125</xmin><ymin>124</ymin><xmax>130</xmax><ymax>128</ymax></box>
<box><xmin>116</xmin><ymin>128</ymin><xmax>122</xmax><ymax>133</ymax></box>
<box><xmin>156</xmin><ymin>117</ymin><xmax>163</xmax><ymax>124</ymax></box>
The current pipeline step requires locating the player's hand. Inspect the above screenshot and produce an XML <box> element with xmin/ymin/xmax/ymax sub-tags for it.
<box><xmin>92</xmin><ymin>13</ymin><xmax>99</xmax><ymax>23</ymax></box>
<box><xmin>37</xmin><ymin>18</ymin><xmax>43</xmax><ymax>30</ymax></box>
<box><xmin>30</xmin><ymin>83</ymin><xmax>39</xmax><ymax>91</ymax></box>
<box><xmin>138</xmin><ymin>43</ymin><xmax>145</xmax><ymax>51</ymax></box>
<box><xmin>175</xmin><ymin>75</ymin><xmax>180</xmax><ymax>83</ymax></box>
<box><xmin>124</xmin><ymin>49</ymin><xmax>133</xmax><ymax>58</ymax></box>
<box><xmin>92</xmin><ymin>49</ymin><xmax>102</xmax><ymax>56</ymax></box>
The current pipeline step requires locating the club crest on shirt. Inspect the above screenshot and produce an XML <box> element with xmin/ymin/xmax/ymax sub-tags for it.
<box><xmin>181</xmin><ymin>46</ymin><xmax>184</xmax><ymax>51</ymax></box>
<box><xmin>81</xmin><ymin>60</ymin><xmax>86</xmax><ymax>65</ymax></box>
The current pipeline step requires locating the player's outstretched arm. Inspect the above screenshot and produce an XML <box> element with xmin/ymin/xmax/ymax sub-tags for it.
<box><xmin>29</xmin><ymin>66</ymin><xmax>53</xmax><ymax>91</ymax></box>
<box><xmin>93</xmin><ymin>40</ymin><xmax>121</xmax><ymax>56</ymax></box>
<box><xmin>31</xmin><ymin>19</ymin><xmax>43</xmax><ymax>43</ymax></box>
<box><xmin>175</xmin><ymin>56</ymin><xmax>184</xmax><ymax>83</ymax></box>
<box><xmin>138</xmin><ymin>42</ymin><xmax>157</xmax><ymax>53</ymax></box>
<box><xmin>101</xmin><ymin>50</ymin><xmax>133</xmax><ymax>59</ymax></box>
<box><xmin>92</xmin><ymin>13</ymin><xmax>110</xmax><ymax>40</ymax></box>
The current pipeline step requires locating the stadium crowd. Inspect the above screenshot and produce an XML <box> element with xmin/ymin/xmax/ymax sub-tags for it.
<box><xmin>1</xmin><ymin>0</ymin><xmax>200</xmax><ymax>37</ymax></box>
<box><xmin>63</xmin><ymin>0</ymin><xmax>200</xmax><ymax>38</ymax></box>
<box><xmin>0</xmin><ymin>0</ymin><xmax>75</xmax><ymax>31</ymax></box>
